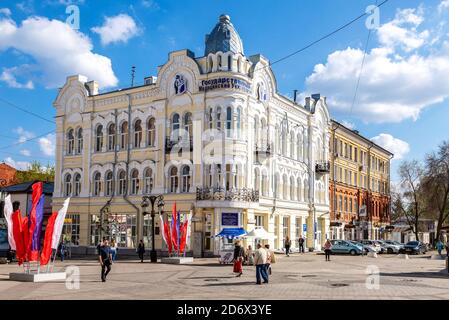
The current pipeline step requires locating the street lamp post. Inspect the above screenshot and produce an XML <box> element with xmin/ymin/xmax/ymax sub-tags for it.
<box><xmin>141</xmin><ymin>195</ymin><xmax>164</xmax><ymax>263</ymax></box>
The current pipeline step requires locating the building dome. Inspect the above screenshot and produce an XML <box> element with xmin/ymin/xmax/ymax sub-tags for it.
<box><xmin>205</xmin><ymin>14</ymin><xmax>244</xmax><ymax>56</ymax></box>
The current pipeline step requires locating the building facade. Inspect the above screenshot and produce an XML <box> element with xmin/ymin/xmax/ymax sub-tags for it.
<box><xmin>329</xmin><ymin>120</ymin><xmax>393</xmax><ymax>241</ymax></box>
<box><xmin>52</xmin><ymin>14</ymin><xmax>331</xmax><ymax>256</ymax></box>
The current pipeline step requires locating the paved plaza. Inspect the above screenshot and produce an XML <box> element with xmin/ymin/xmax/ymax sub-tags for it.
<box><xmin>0</xmin><ymin>252</ymin><xmax>448</xmax><ymax>300</ymax></box>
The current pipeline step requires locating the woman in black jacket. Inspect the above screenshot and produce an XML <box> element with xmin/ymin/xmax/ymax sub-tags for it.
<box><xmin>233</xmin><ymin>240</ymin><xmax>245</xmax><ymax>277</ymax></box>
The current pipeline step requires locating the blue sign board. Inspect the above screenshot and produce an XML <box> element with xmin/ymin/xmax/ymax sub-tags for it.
<box><xmin>222</xmin><ymin>213</ymin><xmax>239</xmax><ymax>226</ymax></box>
<box><xmin>303</xmin><ymin>224</ymin><xmax>307</xmax><ymax>232</ymax></box>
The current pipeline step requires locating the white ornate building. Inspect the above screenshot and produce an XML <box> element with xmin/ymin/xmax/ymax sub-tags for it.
<box><xmin>52</xmin><ymin>14</ymin><xmax>331</xmax><ymax>256</ymax></box>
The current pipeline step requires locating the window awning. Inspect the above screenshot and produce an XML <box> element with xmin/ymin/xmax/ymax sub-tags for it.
<box><xmin>214</xmin><ymin>228</ymin><xmax>247</xmax><ymax>239</ymax></box>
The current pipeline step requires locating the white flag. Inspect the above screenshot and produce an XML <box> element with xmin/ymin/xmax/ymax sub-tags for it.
<box><xmin>3</xmin><ymin>195</ymin><xmax>16</xmax><ymax>250</ymax></box>
<box><xmin>51</xmin><ymin>198</ymin><xmax>70</xmax><ymax>249</ymax></box>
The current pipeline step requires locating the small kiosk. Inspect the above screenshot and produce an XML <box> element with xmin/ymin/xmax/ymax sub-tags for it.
<box><xmin>214</xmin><ymin>228</ymin><xmax>247</xmax><ymax>264</ymax></box>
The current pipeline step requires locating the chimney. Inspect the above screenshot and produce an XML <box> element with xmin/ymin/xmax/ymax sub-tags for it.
<box><xmin>293</xmin><ymin>90</ymin><xmax>298</xmax><ymax>104</ymax></box>
<box><xmin>304</xmin><ymin>97</ymin><xmax>311</xmax><ymax>111</ymax></box>
<box><xmin>85</xmin><ymin>80</ymin><xmax>99</xmax><ymax>96</ymax></box>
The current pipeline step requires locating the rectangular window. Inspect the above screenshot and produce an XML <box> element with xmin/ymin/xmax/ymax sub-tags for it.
<box><xmin>62</xmin><ymin>214</ymin><xmax>80</xmax><ymax>246</ymax></box>
<box><xmin>296</xmin><ymin>217</ymin><xmax>301</xmax><ymax>239</ymax></box>
<box><xmin>283</xmin><ymin>216</ymin><xmax>289</xmax><ymax>243</ymax></box>
<box><xmin>255</xmin><ymin>215</ymin><xmax>264</xmax><ymax>227</ymax></box>
<box><xmin>354</xmin><ymin>147</ymin><xmax>358</xmax><ymax>163</ymax></box>
<box><xmin>109</xmin><ymin>214</ymin><xmax>137</xmax><ymax>248</ymax></box>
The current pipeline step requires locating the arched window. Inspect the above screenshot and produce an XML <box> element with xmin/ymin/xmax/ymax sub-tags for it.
<box><xmin>181</xmin><ymin>166</ymin><xmax>191</xmax><ymax>193</ymax></box>
<box><xmin>216</xmin><ymin>107</ymin><xmax>222</xmax><ymax>130</ymax></box>
<box><xmin>130</xmin><ymin>169</ymin><xmax>140</xmax><ymax>195</ymax></box>
<box><xmin>120</xmin><ymin>121</ymin><xmax>128</xmax><ymax>150</ymax></box>
<box><xmin>169</xmin><ymin>167</ymin><xmax>178</xmax><ymax>193</ymax></box>
<box><xmin>261</xmin><ymin>172</ymin><xmax>268</xmax><ymax>197</ymax></box>
<box><xmin>303</xmin><ymin>180</ymin><xmax>309</xmax><ymax>202</ymax></box>
<box><xmin>93</xmin><ymin>172</ymin><xmax>102</xmax><ymax>196</ymax></box>
<box><xmin>290</xmin><ymin>176</ymin><xmax>295</xmax><ymax>200</ymax></box>
<box><xmin>95</xmin><ymin>125</ymin><xmax>103</xmax><ymax>152</ymax></box>
<box><xmin>236</xmin><ymin>108</ymin><xmax>241</xmax><ymax>138</ymax></box>
<box><xmin>76</xmin><ymin>128</ymin><xmax>83</xmax><ymax>154</ymax></box>
<box><xmin>290</xmin><ymin>131</ymin><xmax>295</xmax><ymax>158</ymax></box>
<box><xmin>64</xmin><ymin>174</ymin><xmax>72</xmax><ymax>197</ymax></box>
<box><xmin>228</xmin><ymin>55</ymin><xmax>232</xmax><ymax>71</ymax></box>
<box><xmin>297</xmin><ymin>133</ymin><xmax>303</xmax><ymax>161</ymax></box>
<box><xmin>275</xmin><ymin>125</ymin><xmax>280</xmax><ymax>154</ymax></box>
<box><xmin>237</xmin><ymin>56</ymin><xmax>242</xmax><ymax>73</ymax></box>
<box><xmin>225</xmin><ymin>164</ymin><xmax>233</xmax><ymax>191</ymax></box>
<box><xmin>144</xmin><ymin>168</ymin><xmax>154</xmax><ymax>194</ymax></box>
<box><xmin>217</xmin><ymin>54</ymin><xmax>222</xmax><ymax>70</ymax></box>
<box><xmin>184</xmin><ymin>113</ymin><xmax>193</xmax><ymax>139</ymax></box>
<box><xmin>133</xmin><ymin>120</ymin><xmax>142</xmax><ymax>148</ymax></box>
<box><xmin>208</xmin><ymin>108</ymin><xmax>214</xmax><ymax>130</ymax></box>
<box><xmin>206</xmin><ymin>164</ymin><xmax>213</xmax><ymax>187</ymax></box>
<box><xmin>297</xmin><ymin>178</ymin><xmax>302</xmax><ymax>201</ymax></box>
<box><xmin>226</xmin><ymin>107</ymin><xmax>232</xmax><ymax>138</ymax></box>
<box><xmin>216</xmin><ymin>164</ymin><xmax>222</xmax><ymax>187</ymax></box>
<box><xmin>105</xmin><ymin>171</ymin><xmax>113</xmax><ymax>196</ymax></box>
<box><xmin>74</xmin><ymin>173</ymin><xmax>81</xmax><ymax>197</ymax></box>
<box><xmin>147</xmin><ymin>118</ymin><xmax>156</xmax><ymax>147</ymax></box>
<box><xmin>283</xmin><ymin>175</ymin><xmax>288</xmax><ymax>199</ymax></box>
<box><xmin>172</xmin><ymin>113</ymin><xmax>180</xmax><ymax>140</ymax></box>
<box><xmin>254</xmin><ymin>169</ymin><xmax>260</xmax><ymax>192</ymax></box>
<box><xmin>208</xmin><ymin>55</ymin><xmax>214</xmax><ymax>72</ymax></box>
<box><xmin>108</xmin><ymin>123</ymin><xmax>116</xmax><ymax>151</ymax></box>
<box><xmin>67</xmin><ymin>129</ymin><xmax>74</xmax><ymax>155</ymax></box>
<box><xmin>118</xmin><ymin>170</ymin><xmax>126</xmax><ymax>195</ymax></box>
<box><xmin>254</xmin><ymin>116</ymin><xmax>259</xmax><ymax>146</ymax></box>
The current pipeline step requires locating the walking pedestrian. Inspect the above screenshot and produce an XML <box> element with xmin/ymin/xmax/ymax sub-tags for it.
<box><xmin>99</xmin><ymin>239</ymin><xmax>112</xmax><ymax>282</ymax></box>
<box><xmin>254</xmin><ymin>243</ymin><xmax>269</xmax><ymax>285</ymax></box>
<box><xmin>324</xmin><ymin>239</ymin><xmax>332</xmax><ymax>261</ymax></box>
<box><xmin>59</xmin><ymin>242</ymin><xmax>66</xmax><ymax>262</ymax></box>
<box><xmin>436</xmin><ymin>240</ymin><xmax>444</xmax><ymax>256</ymax></box>
<box><xmin>284</xmin><ymin>236</ymin><xmax>291</xmax><ymax>257</ymax></box>
<box><xmin>233</xmin><ymin>240</ymin><xmax>244</xmax><ymax>277</ymax></box>
<box><xmin>110</xmin><ymin>239</ymin><xmax>118</xmax><ymax>261</ymax></box>
<box><xmin>298</xmin><ymin>237</ymin><xmax>305</xmax><ymax>253</ymax></box>
<box><xmin>246</xmin><ymin>245</ymin><xmax>254</xmax><ymax>266</ymax></box>
<box><xmin>137</xmin><ymin>240</ymin><xmax>145</xmax><ymax>263</ymax></box>
<box><xmin>264</xmin><ymin>244</ymin><xmax>275</xmax><ymax>275</ymax></box>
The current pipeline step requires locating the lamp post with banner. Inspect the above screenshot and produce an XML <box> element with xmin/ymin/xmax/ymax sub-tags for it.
<box><xmin>141</xmin><ymin>195</ymin><xmax>164</xmax><ymax>263</ymax></box>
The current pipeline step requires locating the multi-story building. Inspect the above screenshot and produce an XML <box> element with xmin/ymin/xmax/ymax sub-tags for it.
<box><xmin>329</xmin><ymin>120</ymin><xmax>393</xmax><ymax>241</ymax></box>
<box><xmin>52</xmin><ymin>14</ymin><xmax>330</xmax><ymax>257</ymax></box>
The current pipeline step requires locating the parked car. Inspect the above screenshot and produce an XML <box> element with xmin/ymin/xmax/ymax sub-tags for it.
<box><xmin>400</xmin><ymin>241</ymin><xmax>427</xmax><ymax>255</ymax></box>
<box><xmin>360</xmin><ymin>240</ymin><xmax>382</xmax><ymax>253</ymax></box>
<box><xmin>329</xmin><ymin>240</ymin><xmax>364</xmax><ymax>255</ymax></box>
<box><xmin>384</xmin><ymin>240</ymin><xmax>405</xmax><ymax>249</ymax></box>
<box><xmin>349</xmin><ymin>241</ymin><xmax>376</xmax><ymax>253</ymax></box>
<box><xmin>377</xmin><ymin>240</ymin><xmax>402</xmax><ymax>254</ymax></box>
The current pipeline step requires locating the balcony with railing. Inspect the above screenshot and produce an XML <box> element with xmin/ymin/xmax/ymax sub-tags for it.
<box><xmin>196</xmin><ymin>187</ymin><xmax>259</xmax><ymax>202</ymax></box>
<box><xmin>254</xmin><ymin>142</ymin><xmax>272</xmax><ymax>162</ymax></box>
<box><xmin>315</xmin><ymin>161</ymin><xmax>330</xmax><ymax>174</ymax></box>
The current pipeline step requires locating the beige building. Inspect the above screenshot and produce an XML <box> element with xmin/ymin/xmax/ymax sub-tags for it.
<box><xmin>52</xmin><ymin>15</ymin><xmax>330</xmax><ymax>256</ymax></box>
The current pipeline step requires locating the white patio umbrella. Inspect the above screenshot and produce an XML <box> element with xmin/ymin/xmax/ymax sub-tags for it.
<box><xmin>246</xmin><ymin>226</ymin><xmax>276</xmax><ymax>240</ymax></box>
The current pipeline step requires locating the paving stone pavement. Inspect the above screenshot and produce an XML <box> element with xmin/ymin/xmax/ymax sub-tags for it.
<box><xmin>0</xmin><ymin>252</ymin><xmax>448</xmax><ymax>300</ymax></box>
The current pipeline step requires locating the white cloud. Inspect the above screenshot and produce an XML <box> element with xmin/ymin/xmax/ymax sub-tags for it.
<box><xmin>141</xmin><ymin>0</ymin><xmax>159</xmax><ymax>9</ymax></box>
<box><xmin>14</xmin><ymin>127</ymin><xmax>35</xmax><ymax>143</ymax></box>
<box><xmin>39</xmin><ymin>133</ymin><xmax>56</xmax><ymax>156</ymax></box>
<box><xmin>371</xmin><ymin>133</ymin><xmax>410</xmax><ymax>160</ymax></box>
<box><xmin>4</xmin><ymin>157</ymin><xmax>30</xmax><ymax>171</ymax></box>
<box><xmin>0</xmin><ymin>8</ymin><xmax>11</xmax><ymax>16</ymax></box>
<box><xmin>20</xmin><ymin>149</ymin><xmax>31</xmax><ymax>156</ymax></box>
<box><xmin>91</xmin><ymin>14</ymin><xmax>141</xmax><ymax>46</ymax></box>
<box><xmin>303</xmin><ymin>7</ymin><xmax>449</xmax><ymax>124</ymax></box>
<box><xmin>341</xmin><ymin>120</ymin><xmax>355</xmax><ymax>130</ymax></box>
<box><xmin>377</xmin><ymin>8</ymin><xmax>429</xmax><ymax>52</ymax></box>
<box><xmin>438</xmin><ymin>0</ymin><xmax>449</xmax><ymax>13</ymax></box>
<box><xmin>0</xmin><ymin>16</ymin><xmax>118</xmax><ymax>88</ymax></box>
<box><xmin>0</xmin><ymin>66</ymin><xmax>34</xmax><ymax>89</ymax></box>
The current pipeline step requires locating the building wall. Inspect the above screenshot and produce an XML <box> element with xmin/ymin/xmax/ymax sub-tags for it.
<box><xmin>0</xmin><ymin>163</ymin><xmax>17</xmax><ymax>187</ymax></box>
<box><xmin>329</xmin><ymin>121</ymin><xmax>392</xmax><ymax>240</ymax></box>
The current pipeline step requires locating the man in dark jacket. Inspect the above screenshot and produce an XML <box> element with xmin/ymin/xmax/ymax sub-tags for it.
<box><xmin>137</xmin><ymin>240</ymin><xmax>145</xmax><ymax>263</ymax></box>
<box><xmin>99</xmin><ymin>239</ymin><xmax>112</xmax><ymax>282</ymax></box>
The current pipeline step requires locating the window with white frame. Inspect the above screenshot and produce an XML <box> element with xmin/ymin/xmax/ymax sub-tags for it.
<box><xmin>172</xmin><ymin>113</ymin><xmax>180</xmax><ymax>140</ymax></box>
<box><xmin>181</xmin><ymin>166</ymin><xmax>191</xmax><ymax>193</ymax></box>
<box><xmin>120</xmin><ymin>121</ymin><xmax>128</xmax><ymax>149</ymax></box>
<box><xmin>108</xmin><ymin>123</ymin><xmax>116</xmax><ymax>151</ymax></box>
<box><xmin>130</xmin><ymin>169</ymin><xmax>140</xmax><ymax>195</ymax></box>
<box><xmin>118</xmin><ymin>170</ymin><xmax>126</xmax><ymax>195</ymax></box>
<box><xmin>144</xmin><ymin>168</ymin><xmax>154</xmax><ymax>194</ymax></box>
<box><xmin>95</xmin><ymin>125</ymin><xmax>103</xmax><ymax>152</ymax></box>
<box><xmin>76</xmin><ymin>127</ymin><xmax>83</xmax><ymax>154</ymax></box>
<box><xmin>133</xmin><ymin>119</ymin><xmax>142</xmax><ymax>148</ymax></box>
<box><xmin>169</xmin><ymin>167</ymin><xmax>178</xmax><ymax>193</ymax></box>
<box><xmin>93</xmin><ymin>172</ymin><xmax>102</xmax><ymax>196</ymax></box>
<box><xmin>105</xmin><ymin>171</ymin><xmax>113</xmax><ymax>196</ymax></box>
<box><xmin>73</xmin><ymin>173</ymin><xmax>81</xmax><ymax>197</ymax></box>
<box><xmin>147</xmin><ymin>118</ymin><xmax>156</xmax><ymax>147</ymax></box>
<box><xmin>64</xmin><ymin>173</ymin><xmax>72</xmax><ymax>197</ymax></box>
<box><xmin>62</xmin><ymin>214</ymin><xmax>80</xmax><ymax>245</ymax></box>
<box><xmin>67</xmin><ymin>129</ymin><xmax>74</xmax><ymax>155</ymax></box>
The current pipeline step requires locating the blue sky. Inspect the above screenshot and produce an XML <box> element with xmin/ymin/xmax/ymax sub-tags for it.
<box><xmin>0</xmin><ymin>0</ymin><xmax>448</xmax><ymax>182</ymax></box>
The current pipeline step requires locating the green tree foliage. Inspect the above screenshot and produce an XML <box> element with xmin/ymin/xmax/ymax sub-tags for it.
<box><xmin>15</xmin><ymin>161</ymin><xmax>55</xmax><ymax>183</ymax></box>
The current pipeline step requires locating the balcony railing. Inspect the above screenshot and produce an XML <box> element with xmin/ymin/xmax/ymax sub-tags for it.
<box><xmin>165</xmin><ymin>137</ymin><xmax>193</xmax><ymax>153</ymax></box>
<box><xmin>254</xmin><ymin>142</ymin><xmax>272</xmax><ymax>161</ymax></box>
<box><xmin>196</xmin><ymin>187</ymin><xmax>259</xmax><ymax>202</ymax></box>
<box><xmin>315</xmin><ymin>161</ymin><xmax>330</xmax><ymax>174</ymax></box>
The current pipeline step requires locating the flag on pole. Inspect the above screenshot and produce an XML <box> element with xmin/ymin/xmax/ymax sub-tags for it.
<box><xmin>51</xmin><ymin>198</ymin><xmax>70</xmax><ymax>249</ymax></box>
<box><xmin>39</xmin><ymin>211</ymin><xmax>58</xmax><ymax>266</ymax></box>
<box><xmin>11</xmin><ymin>209</ymin><xmax>26</xmax><ymax>265</ymax></box>
<box><xmin>3</xmin><ymin>195</ymin><xmax>16</xmax><ymax>251</ymax></box>
<box><xmin>29</xmin><ymin>182</ymin><xmax>44</xmax><ymax>261</ymax></box>
<box><xmin>164</xmin><ymin>217</ymin><xmax>172</xmax><ymax>254</ymax></box>
<box><xmin>171</xmin><ymin>202</ymin><xmax>178</xmax><ymax>252</ymax></box>
<box><xmin>22</xmin><ymin>217</ymin><xmax>29</xmax><ymax>262</ymax></box>
<box><xmin>177</xmin><ymin>210</ymin><xmax>181</xmax><ymax>254</ymax></box>
<box><xmin>179</xmin><ymin>213</ymin><xmax>192</xmax><ymax>255</ymax></box>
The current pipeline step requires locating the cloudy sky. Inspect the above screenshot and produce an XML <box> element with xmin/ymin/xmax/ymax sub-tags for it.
<box><xmin>0</xmin><ymin>0</ymin><xmax>448</xmax><ymax>182</ymax></box>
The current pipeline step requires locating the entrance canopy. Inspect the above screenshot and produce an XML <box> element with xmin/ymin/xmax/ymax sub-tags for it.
<box><xmin>214</xmin><ymin>228</ymin><xmax>247</xmax><ymax>239</ymax></box>
<box><xmin>246</xmin><ymin>226</ymin><xmax>275</xmax><ymax>240</ymax></box>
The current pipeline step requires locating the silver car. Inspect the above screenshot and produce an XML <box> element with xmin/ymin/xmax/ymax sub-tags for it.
<box><xmin>360</xmin><ymin>240</ymin><xmax>382</xmax><ymax>253</ymax></box>
<box><xmin>377</xmin><ymin>240</ymin><xmax>402</xmax><ymax>254</ymax></box>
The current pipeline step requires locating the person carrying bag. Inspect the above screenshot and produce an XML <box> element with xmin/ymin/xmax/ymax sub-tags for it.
<box><xmin>233</xmin><ymin>240</ymin><xmax>244</xmax><ymax>277</ymax></box>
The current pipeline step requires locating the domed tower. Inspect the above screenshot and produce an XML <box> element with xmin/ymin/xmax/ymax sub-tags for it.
<box><xmin>205</xmin><ymin>14</ymin><xmax>244</xmax><ymax>56</ymax></box>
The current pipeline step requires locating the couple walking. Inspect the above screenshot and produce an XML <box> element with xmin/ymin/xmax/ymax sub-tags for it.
<box><xmin>233</xmin><ymin>241</ymin><xmax>274</xmax><ymax>284</ymax></box>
